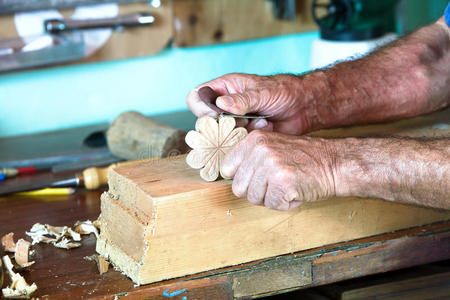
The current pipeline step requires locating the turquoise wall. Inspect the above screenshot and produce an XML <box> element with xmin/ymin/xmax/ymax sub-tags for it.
<box><xmin>0</xmin><ymin>32</ymin><xmax>318</xmax><ymax>138</ymax></box>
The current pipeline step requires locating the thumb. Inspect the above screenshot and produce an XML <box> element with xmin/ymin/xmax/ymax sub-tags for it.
<box><xmin>216</xmin><ymin>91</ymin><xmax>259</xmax><ymax>115</ymax></box>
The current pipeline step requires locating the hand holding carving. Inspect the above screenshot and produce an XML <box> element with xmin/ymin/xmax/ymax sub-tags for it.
<box><xmin>185</xmin><ymin>116</ymin><xmax>247</xmax><ymax>181</ymax></box>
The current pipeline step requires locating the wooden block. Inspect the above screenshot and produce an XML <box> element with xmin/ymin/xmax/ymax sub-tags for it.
<box><xmin>96</xmin><ymin>154</ymin><xmax>450</xmax><ymax>285</ymax></box>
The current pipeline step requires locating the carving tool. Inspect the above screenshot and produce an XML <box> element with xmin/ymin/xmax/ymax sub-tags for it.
<box><xmin>0</xmin><ymin>165</ymin><xmax>111</xmax><ymax>195</ymax></box>
<box><xmin>198</xmin><ymin>86</ymin><xmax>273</xmax><ymax>119</ymax></box>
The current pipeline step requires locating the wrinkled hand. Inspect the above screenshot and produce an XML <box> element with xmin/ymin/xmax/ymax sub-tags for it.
<box><xmin>221</xmin><ymin>130</ymin><xmax>337</xmax><ymax>210</ymax></box>
<box><xmin>186</xmin><ymin>73</ymin><xmax>315</xmax><ymax>135</ymax></box>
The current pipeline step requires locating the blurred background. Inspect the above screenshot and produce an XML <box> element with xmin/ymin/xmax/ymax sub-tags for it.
<box><xmin>0</xmin><ymin>0</ymin><xmax>447</xmax><ymax>138</ymax></box>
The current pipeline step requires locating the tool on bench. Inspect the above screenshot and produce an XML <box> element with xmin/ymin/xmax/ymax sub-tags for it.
<box><xmin>0</xmin><ymin>166</ymin><xmax>49</xmax><ymax>179</ymax></box>
<box><xmin>106</xmin><ymin>111</ymin><xmax>189</xmax><ymax>161</ymax></box>
<box><xmin>44</xmin><ymin>12</ymin><xmax>155</xmax><ymax>34</ymax></box>
<box><xmin>198</xmin><ymin>86</ymin><xmax>273</xmax><ymax>119</ymax></box>
<box><xmin>0</xmin><ymin>164</ymin><xmax>112</xmax><ymax>196</ymax></box>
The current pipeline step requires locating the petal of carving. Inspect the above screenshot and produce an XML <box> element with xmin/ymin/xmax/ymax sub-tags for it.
<box><xmin>200</xmin><ymin>150</ymin><xmax>220</xmax><ymax>182</ymax></box>
<box><xmin>185</xmin><ymin>130</ymin><xmax>214</xmax><ymax>149</ymax></box>
<box><xmin>196</xmin><ymin>116</ymin><xmax>219</xmax><ymax>147</ymax></box>
<box><xmin>186</xmin><ymin>149</ymin><xmax>213</xmax><ymax>169</ymax></box>
<box><xmin>218</xmin><ymin>150</ymin><xmax>231</xmax><ymax>180</ymax></box>
<box><xmin>218</xmin><ymin>116</ymin><xmax>236</xmax><ymax>146</ymax></box>
<box><xmin>221</xmin><ymin>127</ymin><xmax>248</xmax><ymax>148</ymax></box>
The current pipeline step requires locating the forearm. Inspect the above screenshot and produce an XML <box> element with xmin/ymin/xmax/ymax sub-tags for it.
<box><xmin>299</xmin><ymin>18</ymin><xmax>450</xmax><ymax>131</ymax></box>
<box><xmin>332</xmin><ymin>137</ymin><xmax>450</xmax><ymax>209</ymax></box>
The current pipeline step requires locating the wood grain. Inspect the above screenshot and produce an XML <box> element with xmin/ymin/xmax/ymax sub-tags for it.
<box><xmin>173</xmin><ymin>0</ymin><xmax>317</xmax><ymax>47</ymax></box>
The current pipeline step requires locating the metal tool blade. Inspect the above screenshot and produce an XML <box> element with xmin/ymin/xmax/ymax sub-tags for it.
<box><xmin>198</xmin><ymin>86</ymin><xmax>273</xmax><ymax>120</ymax></box>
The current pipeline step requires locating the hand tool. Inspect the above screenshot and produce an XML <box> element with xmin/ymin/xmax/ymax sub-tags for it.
<box><xmin>0</xmin><ymin>165</ymin><xmax>111</xmax><ymax>196</ymax></box>
<box><xmin>107</xmin><ymin>111</ymin><xmax>189</xmax><ymax>161</ymax></box>
<box><xmin>198</xmin><ymin>86</ymin><xmax>273</xmax><ymax>119</ymax></box>
<box><xmin>0</xmin><ymin>166</ymin><xmax>50</xmax><ymax>179</ymax></box>
<box><xmin>0</xmin><ymin>33</ymin><xmax>85</xmax><ymax>73</ymax></box>
<box><xmin>44</xmin><ymin>12</ymin><xmax>155</xmax><ymax>34</ymax></box>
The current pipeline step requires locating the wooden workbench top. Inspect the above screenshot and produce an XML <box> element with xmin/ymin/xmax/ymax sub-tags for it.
<box><xmin>1</xmin><ymin>190</ymin><xmax>450</xmax><ymax>299</ymax></box>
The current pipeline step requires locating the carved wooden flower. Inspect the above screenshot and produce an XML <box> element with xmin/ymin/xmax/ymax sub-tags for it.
<box><xmin>185</xmin><ymin>116</ymin><xmax>248</xmax><ymax>181</ymax></box>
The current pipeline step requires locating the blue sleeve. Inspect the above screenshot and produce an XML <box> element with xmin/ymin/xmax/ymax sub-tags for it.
<box><xmin>445</xmin><ymin>1</ymin><xmax>450</xmax><ymax>27</ymax></box>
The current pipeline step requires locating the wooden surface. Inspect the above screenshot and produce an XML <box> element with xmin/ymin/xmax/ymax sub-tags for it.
<box><xmin>173</xmin><ymin>0</ymin><xmax>317</xmax><ymax>47</ymax></box>
<box><xmin>1</xmin><ymin>189</ymin><xmax>450</xmax><ymax>299</ymax></box>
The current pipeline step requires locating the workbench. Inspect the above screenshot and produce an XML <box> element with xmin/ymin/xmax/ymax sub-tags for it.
<box><xmin>1</xmin><ymin>109</ymin><xmax>449</xmax><ymax>299</ymax></box>
<box><xmin>1</xmin><ymin>189</ymin><xmax>449</xmax><ymax>299</ymax></box>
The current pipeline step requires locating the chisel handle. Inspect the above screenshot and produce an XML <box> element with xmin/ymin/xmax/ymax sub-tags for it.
<box><xmin>82</xmin><ymin>165</ymin><xmax>112</xmax><ymax>190</ymax></box>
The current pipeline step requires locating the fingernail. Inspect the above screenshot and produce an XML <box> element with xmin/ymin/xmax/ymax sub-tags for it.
<box><xmin>254</xmin><ymin>119</ymin><xmax>268</xmax><ymax>129</ymax></box>
<box><xmin>217</xmin><ymin>96</ymin><xmax>234</xmax><ymax>108</ymax></box>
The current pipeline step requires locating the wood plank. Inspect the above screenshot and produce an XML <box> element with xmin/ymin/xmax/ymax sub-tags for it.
<box><xmin>341</xmin><ymin>272</ymin><xmax>450</xmax><ymax>300</ymax></box>
<box><xmin>173</xmin><ymin>0</ymin><xmax>317</xmax><ymax>47</ymax></box>
<box><xmin>96</xmin><ymin>154</ymin><xmax>450</xmax><ymax>285</ymax></box>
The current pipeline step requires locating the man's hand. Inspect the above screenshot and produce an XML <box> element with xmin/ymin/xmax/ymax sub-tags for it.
<box><xmin>222</xmin><ymin>132</ymin><xmax>450</xmax><ymax>210</ymax></box>
<box><xmin>220</xmin><ymin>130</ymin><xmax>337</xmax><ymax>210</ymax></box>
<box><xmin>186</xmin><ymin>73</ymin><xmax>317</xmax><ymax>135</ymax></box>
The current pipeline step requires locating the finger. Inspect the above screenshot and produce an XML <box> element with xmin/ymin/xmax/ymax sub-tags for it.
<box><xmin>186</xmin><ymin>89</ymin><xmax>219</xmax><ymax>118</ymax></box>
<box><xmin>264</xmin><ymin>182</ymin><xmax>284</xmax><ymax>210</ymax></box>
<box><xmin>246</xmin><ymin>167</ymin><xmax>268</xmax><ymax>206</ymax></box>
<box><xmin>288</xmin><ymin>200</ymin><xmax>302</xmax><ymax>210</ymax></box>
<box><xmin>246</xmin><ymin>119</ymin><xmax>274</xmax><ymax>132</ymax></box>
<box><xmin>231</xmin><ymin>152</ymin><xmax>260</xmax><ymax>198</ymax></box>
<box><xmin>220</xmin><ymin>136</ymin><xmax>251</xmax><ymax>179</ymax></box>
<box><xmin>216</xmin><ymin>90</ymin><xmax>261</xmax><ymax>115</ymax></box>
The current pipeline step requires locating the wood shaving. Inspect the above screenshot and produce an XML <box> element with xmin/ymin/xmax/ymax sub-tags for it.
<box><xmin>52</xmin><ymin>237</ymin><xmax>81</xmax><ymax>249</ymax></box>
<box><xmin>185</xmin><ymin>116</ymin><xmax>247</xmax><ymax>181</ymax></box>
<box><xmin>14</xmin><ymin>239</ymin><xmax>33</xmax><ymax>268</ymax></box>
<box><xmin>84</xmin><ymin>254</ymin><xmax>109</xmax><ymax>275</ymax></box>
<box><xmin>1</xmin><ymin>233</ymin><xmax>16</xmax><ymax>253</ymax></box>
<box><xmin>26</xmin><ymin>223</ymin><xmax>82</xmax><ymax>250</ymax></box>
<box><xmin>2</xmin><ymin>255</ymin><xmax>37</xmax><ymax>299</ymax></box>
<box><xmin>73</xmin><ymin>220</ymin><xmax>99</xmax><ymax>238</ymax></box>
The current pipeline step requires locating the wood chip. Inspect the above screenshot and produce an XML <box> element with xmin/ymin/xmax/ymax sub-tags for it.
<box><xmin>84</xmin><ymin>254</ymin><xmax>109</xmax><ymax>275</ymax></box>
<box><xmin>14</xmin><ymin>239</ymin><xmax>33</xmax><ymax>268</ymax></box>
<box><xmin>73</xmin><ymin>220</ymin><xmax>99</xmax><ymax>238</ymax></box>
<box><xmin>186</xmin><ymin>116</ymin><xmax>247</xmax><ymax>181</ymax></box>
<box><xmin>2</xmin><ymin>255</ymin><xmax>37</xmax><ymax>299</ymax></box>
<box><xmin>52</xmin><ymin>237</ymin><xmax>81</xmax><ymax>249</ymax></box>
<box><xmin>1</xmin><ymin>233</ymin><xmax>16</xmax><ymax>253</ymax></box>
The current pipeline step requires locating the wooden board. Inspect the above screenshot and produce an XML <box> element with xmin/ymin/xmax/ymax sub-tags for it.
<box><xmin>96</xmin><ymin>154</ymin><xmax>450</xmax><ymax>285</ymax></box>
<box><xmin>173</xmin><ymin>0</ymin><xmax>317</xmax><ymax>47</ymax></box>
